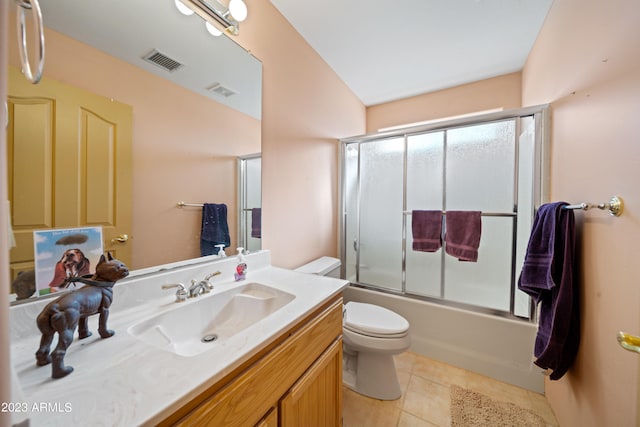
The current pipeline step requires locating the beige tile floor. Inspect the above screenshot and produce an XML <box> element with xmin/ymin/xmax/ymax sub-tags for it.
<box><xmin>343</xmin><ymin>351</ymin><xmax>558</xmax><ymax>427</ymax></box>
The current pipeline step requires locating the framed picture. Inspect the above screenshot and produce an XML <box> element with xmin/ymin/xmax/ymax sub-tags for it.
<box><xmin>33</xmin><ymin>226</ymin><xmax>104</xmax><ymax>296</ymax></box>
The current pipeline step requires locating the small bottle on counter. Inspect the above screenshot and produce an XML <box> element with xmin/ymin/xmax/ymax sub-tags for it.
<box><xmin>234</xmin><ymin>247</ymin><xmax>247</xmax><ymax>281</ymax></box>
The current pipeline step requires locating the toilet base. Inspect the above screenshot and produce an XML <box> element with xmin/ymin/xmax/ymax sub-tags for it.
<box><xmin>343</xmin><ymin>350</ymin><xmax>402</xmax><ymax>401</ymax></box>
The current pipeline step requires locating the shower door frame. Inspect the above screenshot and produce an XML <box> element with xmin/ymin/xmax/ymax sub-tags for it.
<box><xmin>237</xmin><ymin>153</ymin><xmax>262</xmax><ymax>252</ymax></box>
<box><xmin>339</xmin><ymin>105</ymin><xmax>549</xmax><ymax>321</ymax></box>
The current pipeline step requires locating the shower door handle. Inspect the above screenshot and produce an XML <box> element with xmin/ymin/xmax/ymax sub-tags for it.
<box><xmin>617</xmin><ymin>331</ymin><xmax>640</xmax><ymax>354</ymax></box>
<box><xmin>353</xmin><ymin>237</ymin><xmax>358</xmax><ymax>252</ymax></box>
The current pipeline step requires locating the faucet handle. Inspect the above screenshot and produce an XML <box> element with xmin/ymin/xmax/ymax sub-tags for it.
<box><xmin>204</xmin><ymin>271</ymin><xmax>222</xmax><ymax>281</ymax></box>
<box><xmin>202</xmin><ymin>271</ymin><xmax>221</xmax><ymax>290</ymax></box>
<box><xmin>162</xmin><ymin>283</ymin><xmax>187</xmax><ymax>302</ymax></box>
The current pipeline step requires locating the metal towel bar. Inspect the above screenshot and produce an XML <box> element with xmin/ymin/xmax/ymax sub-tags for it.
<box><xmin>176</xmin><ymin>201</ymin><xmax>203</xmax><ymax>207</ymax></box>
<box><xmin>402</xmin><ymin>211</ymin><xmax>516</xmax><ymax>218</ymax></box>
<box><xmin>563</xmin><ymin>196</ymin><xmax>624</xmax><ymax>217</ymax></box>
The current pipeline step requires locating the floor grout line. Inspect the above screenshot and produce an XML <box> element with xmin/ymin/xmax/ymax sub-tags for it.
<box><xmin>343</xmin><ymin>350</ymin><xmax>558</xmax><ymax>427</ymax></box>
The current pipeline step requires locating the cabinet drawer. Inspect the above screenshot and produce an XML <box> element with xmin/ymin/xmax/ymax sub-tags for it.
<box><xmin>172</xmin><ymin>296</ymin><xmax>343</xmax><ymax>427</ymax></box>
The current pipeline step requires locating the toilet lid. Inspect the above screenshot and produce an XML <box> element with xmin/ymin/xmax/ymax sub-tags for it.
<box><xmin>344</xmin><ymin>302</ymin><xmax>409</xmax><ymax>337</ymax></box>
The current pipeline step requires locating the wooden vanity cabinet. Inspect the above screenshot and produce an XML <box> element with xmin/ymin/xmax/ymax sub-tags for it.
<box><xmin>255</xmin><ymin>407</ymin><xmax>277</xmax><ymax>427</ymax></box>
<box><xmin>280</xmin><ymin>338</ymin><xmax>342</xmax><ymax>427</ymax></box>
<box><xmin>160</xmin><ymin>295</ymin><xmax>343</xmax><ymax>427</ymax></box>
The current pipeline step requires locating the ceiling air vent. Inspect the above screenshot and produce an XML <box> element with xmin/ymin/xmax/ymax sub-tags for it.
<box><xmin>142</xmin><ymin>49</ymin><xmax>183</xmax><ymax>72</ymax></box>
<box><xmin>207</xmin><ymin>82</ymin><xmax>237</xmax><ymax>98</ymax></box>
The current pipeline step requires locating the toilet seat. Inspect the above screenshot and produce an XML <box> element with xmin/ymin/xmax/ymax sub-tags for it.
<box><xmin>344</xmin><ymin>302</ymin><xmax>409</xmax><ymax>338</ymax></box>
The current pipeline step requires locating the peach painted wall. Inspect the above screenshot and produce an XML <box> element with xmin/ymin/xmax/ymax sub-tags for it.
<box><xmin>366</xmin><ymin>72</ymin><xmax>521</xmax><ymax>132</ymax></box>
<box><xmin>522</xmin><ymin>0</ymin><xmax>640</xmax><ymax>425</ymax></box>
<box><xmin>236</xmin><ymin>1</ymin><xmax>366</xmax><ymax>268</ymax></box>
<box><xmin>8</xmin><ymin>27</ymin><xmax>261</xmax><ymax>270</ymax></box>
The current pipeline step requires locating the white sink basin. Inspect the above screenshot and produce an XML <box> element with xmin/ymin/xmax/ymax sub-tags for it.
<box><xmin>127</xmin><ymin>282</ymin><xmax>295</xmax><ymax>357</ymax></box>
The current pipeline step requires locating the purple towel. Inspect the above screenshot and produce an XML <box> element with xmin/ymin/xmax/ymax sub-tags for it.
<box><xmin>444</xmin><ymin>211</ymin><xmax>482</xmax><ymax>262</ymax></box>
<box><xmin>411</xmin><ymin>210</ymin><xmax>442</xmax><ymax>252</ymax></box>
<box><xmin>518</xmin><ymin>203</ymin><xmax>565</xmax><ymax>293</ymax></box>
<box><xmin>517</xmin><ymin>202</ymin><xmax>579</xmax><ymax>380</ymax></box>
<box><xmin>251</xmin><ymin>208</ymin><xmax>261</xmax><ymax>238</ymax></box>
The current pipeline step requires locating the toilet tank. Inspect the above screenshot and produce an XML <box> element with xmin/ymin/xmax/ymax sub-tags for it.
<box><xmin>294</xmin><ymin>256</ymin><xmax>341</xmax><ymax>278</ymax></box>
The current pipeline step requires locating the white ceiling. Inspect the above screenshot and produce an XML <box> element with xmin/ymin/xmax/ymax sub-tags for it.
<box><xmin>38</xmin><ymin>0</ymin><xmax>262</xmax><ymax>119</ymax></box>
<box><xmin>270</xmin><ymin>0</ymin><xmax>554</xmax><ymax>106</ymax></box>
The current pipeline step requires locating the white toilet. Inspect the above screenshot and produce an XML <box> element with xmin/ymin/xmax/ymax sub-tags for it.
<box><xmin>295</xmin><ymin>257</ymin><xmax>411</xmax><ymax>401</ymax></box>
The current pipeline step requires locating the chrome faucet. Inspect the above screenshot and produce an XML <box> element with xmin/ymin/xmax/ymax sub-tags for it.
<box><xmin>188</xmin><ymin>271</ymin><xmax>222</xmax><ymax>298</ymax></box>
<box><xmin>188</xmin><ymin>280</ymin><xmax>208</xmax><ymax>298</ymax></box>
<box><xmin>162</xmin><ymin>283</ymin><xmax>187</xmax><ymax>302</ymax></box>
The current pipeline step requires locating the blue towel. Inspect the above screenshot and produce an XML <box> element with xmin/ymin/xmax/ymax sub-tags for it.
<box><xmin>518</xmin><ymin>202</ymin><xmax>579</xmax><ymax>380</ymax></box>
<box><xmin>200</xmin><ymin>203</ymin><xmax>230</xmax><ymax>256</ymax></box>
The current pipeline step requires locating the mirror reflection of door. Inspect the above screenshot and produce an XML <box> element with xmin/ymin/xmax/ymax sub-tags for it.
<box><xmin>238</xmin><ymin>154</ymin><xmax>261</xmax><ymax>252</ymax></box>
<box><xmin>7</xmin><ymin>67</ymin><xmax>133</xmax><ymax>287</ymax></box>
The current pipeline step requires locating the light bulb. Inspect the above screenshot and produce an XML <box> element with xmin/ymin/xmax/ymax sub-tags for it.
<box><xmin>205</xmin><ymin>21</ymin><xmax>223</xmax><ymax>36</ymax></box>
<box><xmin>228</xmin><ymin>0</ymin><xmax>247</xmax><ymax>22</ymax></box>
<box><xmin>174</xmin><ymin>0</ymin><xmax>194</xmax><ymax>16</ymax></box>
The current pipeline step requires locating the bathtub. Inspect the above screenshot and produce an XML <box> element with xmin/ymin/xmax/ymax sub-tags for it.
<box><xmin>343</xmin><ymin>285</ymin><xmax>544</xmax><ymax>393</ymax></box>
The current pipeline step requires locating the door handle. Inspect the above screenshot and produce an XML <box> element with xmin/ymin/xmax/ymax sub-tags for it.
<box><xmin>617</xmin><ymin>331</ymin><xmax>640</xmax><ymax>354</ymax></box>
<box><xmin>111</xmin><ymin>234</ymin><xmax>129</xmax><ymax>244</ymax></box>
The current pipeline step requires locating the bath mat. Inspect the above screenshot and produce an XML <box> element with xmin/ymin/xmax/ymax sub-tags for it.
<box><xmin>450</xmin><ymin>385</ymin><xmax>545</xmax><ymax>427</ymax></box>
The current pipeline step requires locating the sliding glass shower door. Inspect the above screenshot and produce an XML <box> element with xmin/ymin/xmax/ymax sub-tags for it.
<box><xmin>358</xmin><ymin>137</ymin><xmax>404</xmax><ymax>291</ymax></box>
<box><xmin>439</xmin><ymin>121</ymin><xmax>516</xmax><ymax>311</ymax></box>
<box><xmin>341</xmin><ymin>107</ymin><xmax>548</xmax><ymax>320</ymax></box>
<box><xmin>405</xmin><ymin>132</ymin><xmax>444</xmax><ymax>298</ymax></box>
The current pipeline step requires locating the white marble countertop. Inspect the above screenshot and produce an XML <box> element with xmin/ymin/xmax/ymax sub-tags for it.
<box><xmin>9</xmin><ymin>251</ymin><xmax>348</xmax><ymax>426</ymax></box>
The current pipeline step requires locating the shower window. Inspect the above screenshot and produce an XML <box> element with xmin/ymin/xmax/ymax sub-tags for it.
<box><xmin>340</xmin><ymin>106</ymin><xmax>548</xmax><ymax>321</ymax></box>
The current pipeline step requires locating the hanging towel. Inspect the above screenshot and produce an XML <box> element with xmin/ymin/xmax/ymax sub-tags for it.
<box><xmin>200</xmin><ymin>203</ymin><xmax>230</xmax><ymax>257</ymax></box>
<box><xmin>444</xmin><ymin>211</ymin><xmax>482</xmax><ymax>262</ymax></box>
<box><xmin>251</xmin><ymin>208</ymin><xmax>262</xmax><ymax>238</ymax></box>
<box><xmin>518</xmin><ymin>202</ymin><xmax>579</xmax><ymax>380</ymax></box>
<box><xmin>411</xmin><ymin>210</ymin><xmax>442</xmax><ymax>252</ymax></box>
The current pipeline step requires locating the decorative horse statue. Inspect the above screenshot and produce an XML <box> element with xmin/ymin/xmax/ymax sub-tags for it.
<box><xmin>35</xmin><ymin>252</ymin><xmax>129</xmax><ymax>379</ymax></box>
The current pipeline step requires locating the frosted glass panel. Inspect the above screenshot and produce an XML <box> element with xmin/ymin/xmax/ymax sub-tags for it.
<box><xmin>344</xmin><ymin>144</ymin><xmax>359</xmax><ymax>282</ymax></box>
<box><xmin>514</xmin><ymin>117</ymin><xmax>536</xmax><ymax>317</ymax></box>
<box><xmin>359</xmin><ymin>138</ymin><xmax>404</xmax><ymax>290</ymax></box>
<box><xmin>406</xmin><ymin>132</ymin><xmax>444</xmax><ymax>297</ymax></box>
<box><xmin>446</xmin><ymin>120</ymin><xmax>516</xmax><ymax>211</ymax></box>
<box><xmin>444</xmin><ymin>217</ymin><xmax>513</xmax><ymax>311</ymax></box>
<box><xmin>244</xmin><ymin>157</ymin><xmax>261</xmax><ymax>252</ymax></box>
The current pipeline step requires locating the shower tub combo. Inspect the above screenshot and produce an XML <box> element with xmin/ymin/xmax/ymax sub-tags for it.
<box><xmin>339</xmin><ymin>106</ymin><xmax>550</xmax><ymax>392</ymax></box>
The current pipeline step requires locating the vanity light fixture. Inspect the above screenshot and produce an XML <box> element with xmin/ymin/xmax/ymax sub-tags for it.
<box><xmin>175</xmin><ymin>0</ymin><xmax>248</xmax><ymax>36</ymax></box>
<box><xmin>228</xmin><ymin>0</ymin><xmax>248</xmax><ymax>22</ymax></box>
<box><xmin>174</xmin><ymin>0</ymin><xmax>194</xmax><ymax>16</ymax></box>
<box><xmin>205</xmin><ymin>21</ymin><xmax>223</xmax><ymax>37</ymax></box>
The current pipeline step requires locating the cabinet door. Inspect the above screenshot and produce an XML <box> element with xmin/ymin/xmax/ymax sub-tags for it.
<box><xmin>255</xmin><ymin>407</ymin><xmax>277</xmax><ymax>427</ymax></box>
<box><xmin>280</xmin><ymin>338</ymin><xmax>343</xmax><ymax>427</ymax></box>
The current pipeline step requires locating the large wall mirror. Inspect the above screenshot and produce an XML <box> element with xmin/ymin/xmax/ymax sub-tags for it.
<box><xmin>7</xmin><ymin>0</ymin><xmax>262</xmax><ymax>302</ymax></box>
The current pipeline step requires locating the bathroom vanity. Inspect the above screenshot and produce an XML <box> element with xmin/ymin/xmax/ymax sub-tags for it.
<box><xmin>162</xmin><ymin>295</ymin><xmax>343</xmax><ymax>426</ymax></box>
<box><xmin>9</xmin><ymin>251</ymin><xmax>348</xmax><ymax>426</ymax></box>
